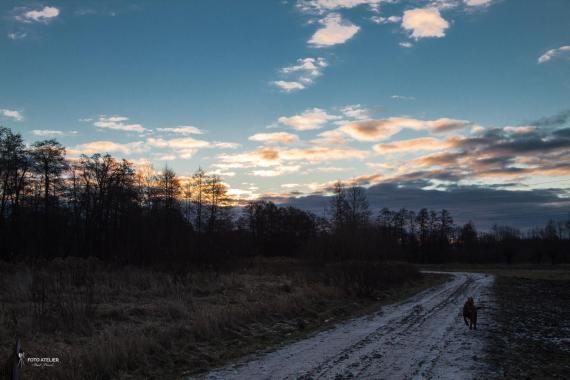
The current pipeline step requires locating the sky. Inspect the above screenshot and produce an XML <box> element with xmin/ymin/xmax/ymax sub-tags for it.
<box><xmin>1</xmin><ymin>0</ymin><xmax>570</xmax><ymax>228</ymax></box>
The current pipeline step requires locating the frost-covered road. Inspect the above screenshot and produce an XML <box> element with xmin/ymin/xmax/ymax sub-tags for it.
<box><xmin>195</xmin><ymin>272</ymin><xmax>495</xmax><ymax>380</ymax></box>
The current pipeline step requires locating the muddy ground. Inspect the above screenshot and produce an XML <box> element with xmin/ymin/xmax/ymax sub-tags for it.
<box><xmin>486</xmin><ymin>276</ymin><xmax>570</xmax><ymax>379</ymax></box>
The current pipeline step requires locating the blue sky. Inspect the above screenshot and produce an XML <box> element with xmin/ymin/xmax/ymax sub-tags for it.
<box><xmin>1</xmin><ymin>0</ymin><xmax>570</xmax><ymax>206</ymax></box>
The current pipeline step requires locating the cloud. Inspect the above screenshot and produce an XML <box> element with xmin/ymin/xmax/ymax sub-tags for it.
<box><xmin>464</xmin><ymin>0</ymin><xmax>492</xmax><ymax>6</ymax></box>
<box><xmin>373</xmin><ymin>137</ymin><xmax>454</xmax><ymax>154</ymax></box>
<box><xmin>371</xmin><ymin>15</ymin><xmax>401</xmax><ymax>24</ymax></box>
<box><xmin>503</xmin><ymin>126</ymin><xmax>536</xmax><ymax>135</ymax></box>
<box><xmin>402</xmin><ymin>8</ymin><xmax>449</xmax><ymax>39</ymax></box>
<box><xmin>538</xmin><ymin>46</ymin><xmax>570</xmax><ymax>64</ymax></box>
<box><xmin>0</xmin><ymin>109</ymin><xmax>24</xmax><ymax>121</ymax></box>
<box><xmin>75</xmin><ymin>141</ymin><xmax>146</xmax><ymax>155</ymax></box>
<box><xmin>399</xmin><ymin>42</ymin><xmax>413</xmax><ymax>48</ymax></box>
<box><xmin>31</xmin><ymin>129</ymin><xmax>78</xmax><ymax>137</ymax></box>
<box><xmin>284</xmin><ymin>183</ymin><xmax>570</xmax><ymax>230</ymax></box>
<box><xmin>146</xmin><ymin>137</ymin><xmax>210</xmax><ymax>150</ymax></box>
<box><xmin>281</xmin><ymin>57</ymin><xmax>328</xmax><ymax>76</ymax></box>
<box><xmin>217</xmin><ymin>146</ymin><xmax>368</xmax><ymax>171</ymax></box>
<box><xmin>156</xmin><ymin>126</ymin><xmax>204</xmax><ymax>135</ymax></box>
<box><xmin>405</xmin><ymin>118</ymin><xmax>570</xmax><ymax>182</ymax></box>
<box><xmin>311</xmin><ymin>129</ymin><xmax>349</xmax><ymax>145</ymax></box>
<box><xmin>249</xmin><ymin>132</ymin><xmax>300</xmax><ymax>144</ymax></box>
<box><xmin>93</xmin><ymin>116</ymin><xmax>146</xmax><ymax>133</ymax></box>
<box><xmin>16</xmin><ymin>6</ymin><xmax>60</xmax><ymax>23</ymax></box>
<box><xmin>298</xmin><ymin>0</ymin><xmax>382</xmax><ymax>13</ymax></box>
<box><xmin>426</xmin><ymin>118</ymin><xmax>474</xmax><ymax>133</ymax></box>
<box><xmin>308</xmin><ymin>13</ymin><xmax>360</xmax><ymax>47</ymax></box>
<box><xmin>339</xmin><ymin>117</ymin><xmax>472</xmax><ymax>141</ymax></box>
<box><xmin>278</xmin><ymin>108</ymin><xmax>340</xmax><ymax>130</ymax></box>
<box><xmin>391</xmin><ymin>94</ymin><xmax>415</xmax><ymax>100</ymax></box>
<box><xmin>527</xmin><ymin>109</ymin><xmax>570</xmax><ymax>127</ymax></box>
<box><xmin>251</xmin><ymin>165</ymin><xmax>302</xmax><ymax>177</ymax></box>
<box><xmin>341</xmin><ymin>104</ymin><xmax>369</xmax><ymax>120</ymax></box>
<box><xmin>273</xmin><ymin>81</ymin><xmax>306</xmax><ymax>92</ymax></box>
<box><xmin>274</xmin><ymin>57</ymin><xmax>328</xmax><ymax>92</ymax></box>
<box><xmin>7</xmin><ymin>32</ymin><xmax>27</xmax><ymax>40</ymax></box>
<box><xmin>144</xmin><ymin>136</ymin><xmax>237</xmax><ymax>159</ymax></box>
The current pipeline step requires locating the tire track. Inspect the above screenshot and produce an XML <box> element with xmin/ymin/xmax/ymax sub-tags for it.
<box><xmin>193</xmin><ymin>272</ymin><xmax>494</xmax><ymax>380</ymax></box>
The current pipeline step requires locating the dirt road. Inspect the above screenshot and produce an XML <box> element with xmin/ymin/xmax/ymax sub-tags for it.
<box><xmin>195</xmin><ymin>272</ymin><xmax>495</xmax><ymax>380</ymax></box>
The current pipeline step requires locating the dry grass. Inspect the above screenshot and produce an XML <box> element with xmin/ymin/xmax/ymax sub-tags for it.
<box><xmin>0</xmin><ymin>258</ymin><xmax>440</xmax><ymax>379</ymax></box>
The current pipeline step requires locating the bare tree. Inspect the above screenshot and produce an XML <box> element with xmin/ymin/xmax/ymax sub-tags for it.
<box><xmin>189</xmin><ymin>168</ymin><xmax>208</xmax><ymax>233</ymax></box>
<box><xmin>330</xmin><ymin>180</ymin><xmax>348</xmax><ymax>231</ymax></box>
<box><xmin>30</xmin><ymin>139</ymin><xmax>67</xmax><ymax>214</ymax></box>
<box><xmin>346</xmin><ymin>185</ymin><xmax>370</xmax><ymax>228</ymax></box>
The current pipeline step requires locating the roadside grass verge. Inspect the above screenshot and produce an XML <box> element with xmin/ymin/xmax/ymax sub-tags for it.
<box><xmin>0</xmin><ymin>258</ymin><xmax>449</xmax><ymax>380</ymax></box>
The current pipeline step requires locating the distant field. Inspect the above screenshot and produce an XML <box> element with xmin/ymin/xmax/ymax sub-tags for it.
<box><xmin>421</xmin><ymin>263</ymin><xmax>570</xmax><ymax>280</ymax></box>
<box><xmin>487</xmin><ymin>276</ymin><xmax>570</xmax><ymax>379</ymax></box>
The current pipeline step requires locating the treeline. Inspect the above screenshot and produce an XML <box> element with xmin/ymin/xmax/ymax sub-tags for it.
<box><xmin>1</xmin><ymin>126</ymin><xmax>569</xmax><ymax>265</ymax></box>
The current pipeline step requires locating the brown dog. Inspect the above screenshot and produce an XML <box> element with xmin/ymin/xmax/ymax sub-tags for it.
<box><xmin>463</xmin><ymin>297</ymin><xmax>478</xmax><ymax>330</ymax></box>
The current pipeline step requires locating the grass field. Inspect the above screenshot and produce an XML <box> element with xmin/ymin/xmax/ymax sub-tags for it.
<box><xmin>0</xmin><ymin>258</ymin><xmax>448</xmax><ymax>380</ymax></box>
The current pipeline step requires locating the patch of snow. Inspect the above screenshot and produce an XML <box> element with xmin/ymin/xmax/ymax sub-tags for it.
<box><xmin>192</xmin><ymin>272</ymin><xmax>495</xmax><ymax>380</ymax></box>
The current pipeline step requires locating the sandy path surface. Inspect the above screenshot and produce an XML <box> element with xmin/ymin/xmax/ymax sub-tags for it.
<box><xmin>193</xmin><ymin>272</ymin><xmax>495</xmax><ymax>380</ymax></box>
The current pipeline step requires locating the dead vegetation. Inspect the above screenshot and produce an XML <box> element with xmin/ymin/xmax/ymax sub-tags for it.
<box><xmin>0</xmin><ymin>257</ymin><xmax>440</xmax><ymax>379</ymax></box>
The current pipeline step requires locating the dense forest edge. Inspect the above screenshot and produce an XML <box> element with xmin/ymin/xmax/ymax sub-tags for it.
<box><xmin>1</xmin><ymin>126</ymin><xmax>569</xmax><ymax>266</ymax></box>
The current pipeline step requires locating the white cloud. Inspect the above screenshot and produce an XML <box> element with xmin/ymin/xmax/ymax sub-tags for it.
<box><xmin>341</xmin><ymin>104</ymin><xmax>369</xmax><ymax>120</ymax></box>
<box><xmin>281</xmin><ymin>57</ymin><xmax>328</xmax><ymax>76</ymax></box>
<box><xmin>93</xmin><ymin>116</ymin><xmax>146</xmax><ymax>132</ymax></box>
<box><xmin>31</xmin><ymin>129</ymin><xmax>75</xmax><ymax>136</ymax></box>
<box><xmin>503</xmin><ymin>126</ymin><xmax>536</xmax><ymax>135</ymax></box>
<box><xmin>16</xmin><ymin>6</ymin><xmax>60</xmax><ymax>23</ymax></box>
<box><xmin>146</xmin><ymin>137</ymin><xmax>210</xmax><ymax>150</ymax></box>
<box><xmin>145</xmin><ymin>136</ymin><xmax>237</xmax><ymax>159</ymax></box>
<box><xmin>464</xmin><ymin>0</ymin><xmax>492</xmax><ymax>6</ymax></box>
<box><xmin>273</xmin><ymin>80</ymin><xmax>306</xmax><ymax>92</ymax></box>
<box><xmin>538</xmin><ymin>46</ymin><xmax>570</xmax><ymax>64</ymax></box>
<box><xmin>249</xmin><ymin>132</ymin><xmax>300</xmax><ymax>144</ymax></box>
<box><xmin>75</xmin><ymin>141</ymin><xmax>146</xmax><ymax>155</ymax></box>
<box><xmin>402</xmin><ymin>8</ymin><xmax>449</xmax><ymax>39</ymax></box>
<box><xmin>281</xmin><ymin>183</ymin><xmax>301</xmax><ymax>189</ymax></box>
<box><xmin>298</xmin><ymin>0</ymin><xmax>382</xmax><ymax>13</ymax></box>
<box><xmin>308</xmin><ymin>13</ymin><xmax>360</xmax><ymax>47</ymax></box>
<box><xmin>7</xmin><ymin>32</ymin><xmax>27</xmax><ymax>40</ymax></box>
<box><xmin>399</xmin><ymin>41</ymin><xmax>413</xmax><ymax>48</ymax></box>
<box><xmin>156</xmin><ymin>126</ymin><xmax>204</xmax><ymax>135</ymax></box>
<box><xmin>274</xmin><ymin>57</ymin><xmax>328</xmax><ymax>92</ymax></box>
<box><xmin>371</xmin><ymin>15</ymin><xmax>401</xmax><ymax>24</ymax></box>
<box><xmin>0</xmin><ymin>109</ymin><xmax>24</xmax><ymax>121</ymax></box>
<box><xmin>391</xmin><ymin>94</ymin><xmax>415</xmax><ymax>100</ymax></box>
<box><xmin>311</xmin><ymin>129</ymin><xmax>349</xmax><ymax>145</ymax></box>
<box><xmin>251</xmin><ymin>165</ymin><xmax>302</xmax><ymax>177</ymax></box>
<box><xmin>278</xmin><ymin>108</ymin><xmax>341</xmax><ymax>130</ymax></box>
